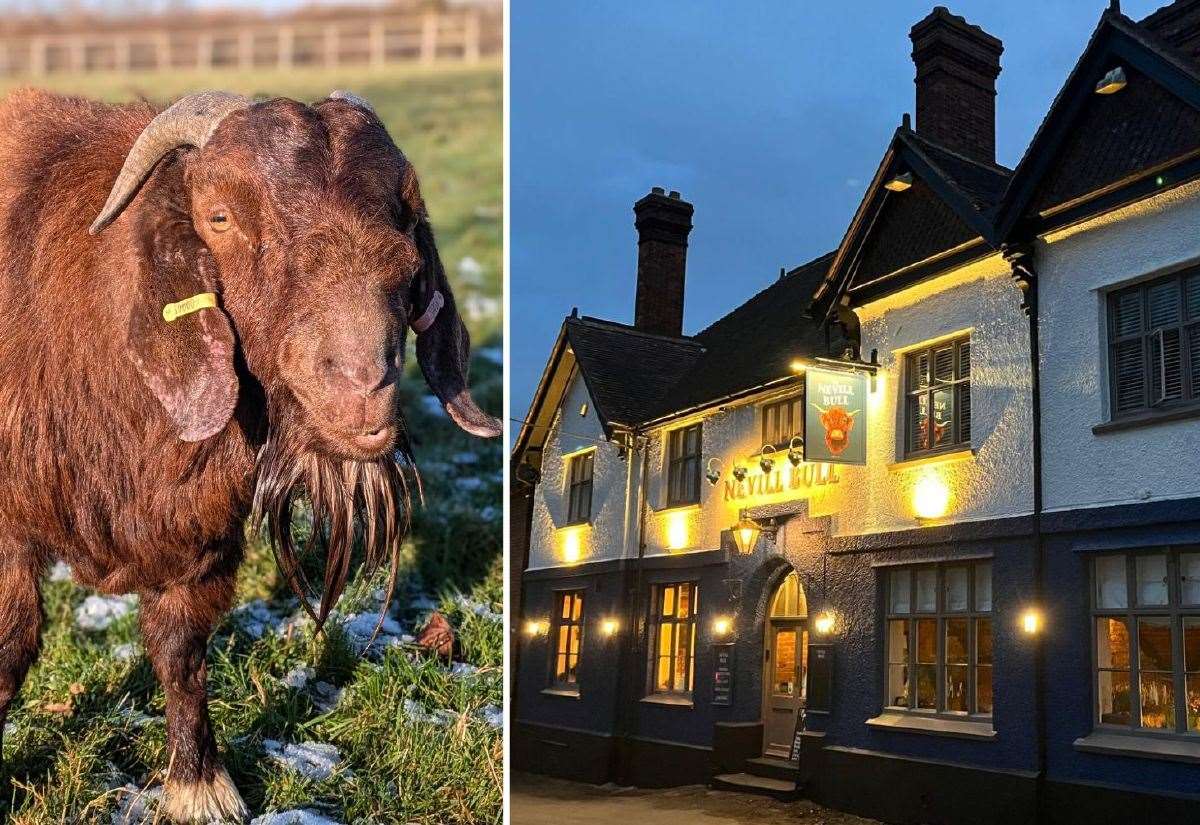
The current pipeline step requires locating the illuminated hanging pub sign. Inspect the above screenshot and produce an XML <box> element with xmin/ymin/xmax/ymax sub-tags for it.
<box><xmin>805</xmin><ymin>367</ymin><xmax>867</xmax><ymax>465</ymax></box>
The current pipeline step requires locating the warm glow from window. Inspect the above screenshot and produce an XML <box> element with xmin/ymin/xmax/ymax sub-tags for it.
<box><xmin>1021</xmin><ymin>609</ymin><xmax>1043</xmax><ymax>635</ymax></box>
<box><xmin>713</xmin><ymin>616</ymin><xmax>732</xmax><ymax>636</ymax></box>
<box><xmin>666</xmin><ymin>511</ymin><xmax>690</xmax><ymax>551</ymax></box>
<box><xmin>913</xmin><ymin>473</ymin><xmax>951</xmax><ymax>520</ymax></box>
<box><xmin>814</xmin><ymin>612</ymin><xmax>835</xmax><ymax>635</ymax></box>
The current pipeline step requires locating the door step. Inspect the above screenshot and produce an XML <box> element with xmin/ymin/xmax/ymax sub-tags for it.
<box><xmin>745</xmin><ymin>755</ymin><xmax>799</xmax><ymax>783</ymax></box>
<box><xmin>711</xmin><ymin>772</ymin><xmax>800</xmax><ymax>800</ymax></box>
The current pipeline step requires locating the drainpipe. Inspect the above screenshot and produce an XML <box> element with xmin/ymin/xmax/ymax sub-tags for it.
<box><xmin>1003</xmin><ymin>241</ymin><xmax>1046</xmax><ymax>819</ymax></box>
<box><xmin>610</xmin><ymin>430</ymin><xmax>650</xmax><ymax>779</ymax></box>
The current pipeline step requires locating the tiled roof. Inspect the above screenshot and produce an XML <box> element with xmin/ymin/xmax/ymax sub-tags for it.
<box><xmin>904</xmin><ymin>131</ymin><xmax>1011</xmax><ymax>211</ymax></box>
<box><xmin>564</xmin><ymin>316</ymin><xmax>703</xmax><ymax>428</ymax></box>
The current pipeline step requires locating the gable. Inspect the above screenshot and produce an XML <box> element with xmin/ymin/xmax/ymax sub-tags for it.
<box><xmin>1031</xmin><ymin>63</ymin><xmax>1200</xmax><ymax>214</ymax></box>
<box><xmin>850</xmin><ymin>175</ymin><xmax>977</xmax><ymax>292</ymax></box>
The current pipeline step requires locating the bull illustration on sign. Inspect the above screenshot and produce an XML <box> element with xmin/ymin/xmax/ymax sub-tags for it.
<box><xmin>811</xmin><ymin>404</ymin><xmax>860</xmax><ymax>458</ymax></box>
<box><xmin>804</xmin><ymin>368</ymin><xmax>867</xmax><ymax>465</ymax></box>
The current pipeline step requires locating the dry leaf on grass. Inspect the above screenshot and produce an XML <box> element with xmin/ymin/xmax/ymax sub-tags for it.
<box><xmin>415</xmin><ymin>611</ymin><xmax>454</xmax><ymax>658</ymax></box>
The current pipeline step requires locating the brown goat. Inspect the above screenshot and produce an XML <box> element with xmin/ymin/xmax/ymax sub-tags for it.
<box><xmin>0</xmin><ymin>88</ymin><xmax>500</xmax><ymax>822</ymax></box>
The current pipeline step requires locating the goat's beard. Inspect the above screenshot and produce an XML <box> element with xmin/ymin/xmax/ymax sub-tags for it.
<box><xmin>249</xmin><ymin>397</ymin><xmax>419</xmax><ymax>631</ymax></box>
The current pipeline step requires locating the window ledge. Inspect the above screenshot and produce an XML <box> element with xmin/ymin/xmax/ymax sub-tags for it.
<box><xmin>888</xmin><ymin>448</ymin><xmax>975</xmax><ymax>472</ymax></box>
<box><xmin>540</xmin><ymin>687</ymin><xmax>581</xmax><ymax>700</ymax></box>
<box><xmin>640</xmin><ymin>694</ymin><xmax>694</xmax><ymax>708</ymax></box>
<box><xmin>866</xmin><ymin>711</ymin><xmax>996</xmax><ymax>740</ymax></box>
<box><xmin>652</xmin><ymin>502</ymin><xmax>701</xmax><ymax>516</ymax></box>
<box><xmin>1074</xmin><ymin>731</ymin><xmax>1200</xmax><ymax>764</ymax></box>
<box><xmin>1092</xmin><ymin>403</ymin><xmax>1200</xmax><ymax>435</ymax></box>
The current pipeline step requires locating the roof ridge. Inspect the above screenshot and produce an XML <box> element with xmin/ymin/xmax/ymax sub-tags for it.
<box><xmin>904</xmin><ymin>128</ymin><xmax>1014</xmax><ymax>175</ymax></box>
<box><xmin>692</xmin><ymin>250</ymin><xmax>835</xmax><ymax>340</ymax></box>
<box><xmin>568</xmin><ymin>314</ymin><xmax>703</xmax><ymax>347</ymax></box>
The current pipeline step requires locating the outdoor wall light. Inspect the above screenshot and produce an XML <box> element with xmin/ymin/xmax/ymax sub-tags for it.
<box><xmin>788</xmin><ymin>436</ymin><xmax>804</xmax><ymax>467</ymax></box>
<box><xmin>732</xmin><ymin>465</ymin><xmax>748</xmax><ymax>482</ymax></box>
<box><xmin>732</xmin><ymin>518</ymin><xmax>760</xmax><ymax>554</ymax></box>
<box><xmin>560</xmin><ymin>526</ymin><xmax>586</xmax><ymax>564</ymax></box>
<box><xmin>884</xmin><ymin>172</ymin><xmax>913</xmax><ymax>192</ymax></box>
<box><xmin>666</xmin><ymin>511</ymin><xmax>690</xmax><ymax>551</ymax></box>
<box><xmin>789</xmin><ymin>359</ymin><xmax>806</xmax><ymax>373</ymax></box>
<box><xmin>712</xmin><ymin>616</ymin><xmax>733</xmax><ymax>637</ymax></box>
<box><xmin>1021</xmin><ymin>609</ymin><xmax>1044</xmax><ymax>635</ymax></box>
<box><xmin>523</xmin><ymin>619</ymin><xmax>546</xmax><ymax>636</ymax></box>
<box><xmin>705</xmin><ymin>457</ymin><xmax>722</xmax><ymax>486</ymax></box>
<box><xmin>759</xmin><ymin>444</ymin><xmax>776</xmax><ymax>474</ymax></box>
<box><xmin>913</xmin><ymin>474</ymin><xmax>951</xmax><ymax>521</ymax></box>
<box><xmin>601</xmin><ymin>619</ymin><xmax>619</xmax><ymax>637</ymax></box>
<box><xmin>814</xmin><ymin>611</ymin><xmax>835</xmax><ymax>635</ymax></box>
<box><xmin>1095</xmin><ymin>66</ymin><xmax>1126</xmax><ymax>95</ymax></box>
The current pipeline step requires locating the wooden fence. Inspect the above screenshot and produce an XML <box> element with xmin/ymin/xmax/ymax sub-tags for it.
<box><xmin>0</xmin><ymin>5</ymin><xmax>501</xmax><ymax>76</ymax></box>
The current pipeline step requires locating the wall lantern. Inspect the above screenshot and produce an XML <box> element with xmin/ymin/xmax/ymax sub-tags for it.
<box><xmin>1095</xmin><ymin>66</ymin><xmax>1126</xmax><ymax>95</ymax></box>
<box><xmin>913</xmin><ymin>474</ymin><xmax>951</xmax><ymax>522</ymax></box>
<box><xmin>732</xmin><ymin>518</ymin><xmax>760</xmax><ymax>554</ymax></box>
<box><xmin>884</xmin><ymin>172</ymin><xmax>913</xmax><ymax>192</ymax></box>
<box><xmin>705</xmin><ymin>457</ymin><xmax>723</xmax><ymax>486</ymax></box>
<box><xmin>1021</xmin><ymin>609</ymin><xmax>1043</xmax><ymax>635</ymax></box>
<box><xmin>601</xmin><ymin>618</ymin><xmax>619</xmax><ymax>637</ymax></box>
<box><xmin>813</xmin><ymin>611</ymin><xmax>835</xmax><ymax>635</ymax></box>
<box><xmin>523</xmin><ymin>619</ymin><xmax>547</xmax><ymax>636</ymax></box>
<box><xmin>712</xmin><ymin>616</ymin><xmax>733</xmax><ymax>637</ymax></box>
<box><xmin>759</xmin><ymin>444</ymin><xmax>776</xmax><ymax>474</ymax></box>
<box><xmin>732</xmin><ymin>465</ymin><xmax>748</xmax><ymax>482</ymax></box>
<box><xmin>787</xmin><ymin>436</ymin><xmax>804</xmax><ymax>467</ymax></box>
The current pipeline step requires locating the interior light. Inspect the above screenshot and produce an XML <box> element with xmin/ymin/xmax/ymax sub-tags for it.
<box><xmin>884</xmin><ymin>172</ymin><xmax>913</xmax><ymax>192</ymax></box>
<box><xmin>1095</xmin><ymin>66</ymin><xmax>1126</xmax><ymax>95</ymax></box>
<box><xmin>814</xmin><ymin>611</ymin><xmax>835</xmax><ymax>635</ymax></box>
<box><xmin>913</xmin><ymin>474</ymin><xmax>951</xmax><ymax>521</ymax></box>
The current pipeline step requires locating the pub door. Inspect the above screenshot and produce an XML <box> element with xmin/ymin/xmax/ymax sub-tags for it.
<box><xmin>762</xmin><ymin>571</ymin><xmax>808</xmax><ymax>759</ymax></box>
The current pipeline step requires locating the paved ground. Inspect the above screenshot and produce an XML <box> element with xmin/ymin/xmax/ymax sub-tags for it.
<box><xmin>510</xmin><ymin>773</ymin><xmax>880</xmax><ymax>825</ymax></box>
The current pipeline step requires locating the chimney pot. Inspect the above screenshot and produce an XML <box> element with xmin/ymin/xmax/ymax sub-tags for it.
<box><xmin>633</xmin><ymin>188</ymin><xmax>693</xmax><ymax>337</ymax></box>
<box><xmin>909</xmin><ymin>7</ymin><xmax>1003</xmax><ymax>163</ymax></box>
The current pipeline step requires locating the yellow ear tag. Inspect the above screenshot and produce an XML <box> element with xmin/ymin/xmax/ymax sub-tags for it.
<box><xmin>163</xmin><ymin>292</ymin><xmax>218</xmax><ymax>323</ymax></box>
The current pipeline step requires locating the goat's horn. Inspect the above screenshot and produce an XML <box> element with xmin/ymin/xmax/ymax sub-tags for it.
<box><xmin>90</xmin><ymin>91</ymin><xmax>252</xmax><ymax>235</ymax></box>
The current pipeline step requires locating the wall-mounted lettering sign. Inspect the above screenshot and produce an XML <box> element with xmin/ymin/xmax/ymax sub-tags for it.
<box><xmin>805</xmin><ymin>368</ymin><xmax>867</xmax><ymax>466</ymax></box>
<box><xmin>712</xmin><ymin>643</ymin><xmax>734</xmax><ymax>706</ymax></box>
<box><xmin>723</xmin><ymin>463</ymin><xmax>839</xmax><ymax>502</ymax></box>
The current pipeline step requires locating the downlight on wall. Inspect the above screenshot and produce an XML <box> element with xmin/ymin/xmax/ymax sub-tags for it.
<box><xmin>884</xmin><ymin>172</ymin><xmax>913</xmax><ymax>192</ymax></box>
<box><xmin>666</xmin><ymin>510</ymin><xmax>692</xmax><ymax>551</ymax></box>
<box><xmin>913</xmin><ymin>473</ymin><xmax>951</xmax><ymax>522</ymax></box>
<box><xmin>559</xmin><ymin>525</ymin><xmax>589</xmax><ymax>564</ymax></box>
<box><xmin>1095</xmin><ymin>66</ymin><xmax>1126</xmax><ymax>95</ymax></box>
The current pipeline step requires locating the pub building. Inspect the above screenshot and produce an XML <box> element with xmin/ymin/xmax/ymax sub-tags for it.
<box><xmin>510</xmin><ymin>3</ymin><xmax>1200</xmax><ymax>823</ymax></box>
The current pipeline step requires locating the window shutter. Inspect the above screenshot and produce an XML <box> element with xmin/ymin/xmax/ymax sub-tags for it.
<box><xmin>933</xmin><ymin>346</ymin><xmax>955</xmax><ymax>383</ymax></box>
<box><xmin>1113</xmin><ymin>339</ymin><xmax>1145</xmax><ymax>412</ymax></box>
<box><xmin>1112</xmin><ymin>290</ymin><xmax>1143</xmax><ymax>337</ymax></box>
<box><xmin>1147</xmin><ymin>280</ymin><xmax>1181</xmax><ymax>329</ymax></box>
<box><xmin>1185</xmin><ymin>274</ymin><xmax>1200</xmax><ymax>320</ymax></box>
<box><xmin>1151</xmin><ymin>328</ymin><xmax>1183</xmax><ymax>404</ymax></box>
<box><xmin>1189</xmin><ymin>325</ymin><xmax>1200</xmax><ymax>398</ymax></box>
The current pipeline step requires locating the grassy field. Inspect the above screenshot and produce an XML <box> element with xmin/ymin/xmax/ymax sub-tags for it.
<box><xmin>0</xmin><ymin>65</ymin><xmax>503</xmax><ymax>824</ymax></box>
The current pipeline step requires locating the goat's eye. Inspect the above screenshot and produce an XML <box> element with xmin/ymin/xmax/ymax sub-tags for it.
<box><xmin>209</xmin><ymin>211</ymin><xmax>232</xmax><ymax>232</ymax></box>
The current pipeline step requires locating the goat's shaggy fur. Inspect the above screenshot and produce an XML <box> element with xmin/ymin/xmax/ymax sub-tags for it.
<box><xmin>0</xmin><ymin>88</ymin><xmax>496</xmax><ymax>822</ymax></box>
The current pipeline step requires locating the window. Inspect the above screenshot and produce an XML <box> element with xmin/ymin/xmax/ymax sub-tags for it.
<box><xmin>566</xmin><ymin>451</ymin><xmax>594</xmax><ymax>524</ymax></box>
<box><xmin>885</xmin><ymin>560</ymin><xmax>993</xmax><ymax>717</ymax></box>
<box><xmin>1092</xmin><ymin>550</ymin><xmax>1200</xmax><ymax>734</ymax></box>
<box><xmin>551</xmin><ymin>590</ymin><xmax>585</xmax><ymax>690</ymax></box>
<box><xmin>1108</xmin><ymin>269</ymin><xmax>1200</xmax><ymax>416</ymax></box>
<box><xmin>665</xmin><ymin>424</ymin><xmax>702</xmax><ymax>507</ymax></box>
<box><xmin>650</xmin><ymin>582</ymin><xmax>698</xmax><ymax>696</ymax></box>
<box><xmin>761</xmin><ymin>395</ymin><xmax>803</xmax><ymax>450</ymax></box>
<box><xmin>904</xmin><ymin>336</ymin><xmax>971</xmax><ymax>457</ymax></box>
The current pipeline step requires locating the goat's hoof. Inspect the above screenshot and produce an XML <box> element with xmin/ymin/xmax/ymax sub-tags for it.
<box><xmin>161</xmin><ymin>766</ymin><xmax>249</xmax><ymax>823</ymax></box>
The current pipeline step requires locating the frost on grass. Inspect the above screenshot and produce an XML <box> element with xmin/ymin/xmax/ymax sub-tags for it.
<box><xmin>450</xmin><ymin>661</ymin><xmax>479</xmax><ymax>679</ymax></box>
<box><xmin>76</xmin><ymin>594</ymin><xmax>137</xmax><ymax>631</ymax></box>
<box><xmin>340</xmin><ymin>612</ymin><xmax>407</xmax><ymax>657</ymax></box>
<box><xmin>262</xmin><ymin>740</ymin><xmax>347</xmax><ymax>782</ymax></box>
<box><xmin>402</xmin><ymin>699</ymin><xmax>457</xmax><ymax>727</ymax></box>
<box><xmin>111</xmin><ymin>642</ymin><xmax>139</xmax><ymax>661</ymax></box>
<box><xmin>251</xmin><ymin>811</ymin><xmax>345</xmax><ymax>825</ymax></box>
<box><xmin>110</xmin><ymin>784</ymin><xmax>161</xmax><ymax>825</ymax></box>
<box><xmin>480</xmin><ymin>704</ymin><xmax>502</xmax><ymax>729</ymax></box>
<box><xmin>48</xmin><ymin>560</ymin><xmax>73</xmax><ymax>582</ymax></box>
<box><xmin>454</xmin><ymin>594</ymin><xmax>502</xmax><ymax>623</ymax></box>
<box><xmin>281</xmin><ymin>664</ymin><xmax>315</xmax><ymax>690</ymax></box>
<box><xmin>310</xmin><ymin>681</ymin><xmax>344</xmax><ymax>713</ymax></box>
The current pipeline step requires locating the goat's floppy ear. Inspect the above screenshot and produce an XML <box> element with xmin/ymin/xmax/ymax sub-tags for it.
<box><xmin>402</xmin><ymin>166</ymin><xmax>501</xmax><ymax>438</ymax></box>
<box><xmin>126</xmin><ymin>202</ymin><xmax>239</xmax><ymax>442</ymax></box>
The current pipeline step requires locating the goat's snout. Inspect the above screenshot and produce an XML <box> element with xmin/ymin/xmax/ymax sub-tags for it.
<box><xmin>327</xmin><ymin>348</ymin><xmax>393</xmax><ymax>395</ymax></box>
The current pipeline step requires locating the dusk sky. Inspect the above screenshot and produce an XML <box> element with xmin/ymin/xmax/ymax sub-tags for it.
<box><xmin>510</xmin><ymin>0</ymin><xmax>1165</xmax><ymax>436</ymax></box>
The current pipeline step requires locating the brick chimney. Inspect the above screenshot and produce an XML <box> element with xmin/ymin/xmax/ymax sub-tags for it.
<box><xmin>909</xmin><ymin>7</ymin><xmax>1003</xmax><ymax>164</ymax></box>
<box><xmin>633</xmin><ymin>187</ymin><xmax>693</xmax><ymax>337</ymax></box>
<box><xmin>1142</xmin><ymin>0</ymin><xmax>1200</xmax><ymax>64</ymax></box>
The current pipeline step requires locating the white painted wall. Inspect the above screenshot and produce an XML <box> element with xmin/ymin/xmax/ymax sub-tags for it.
<box><xmin>1038</xmin><ymin>180</ymin><xmax>1200</xmax><ymax>512</ymax></box>
<box><xmin>526</xmin><ymin>372</ymin><xmax>638</xmax><ymax>569</ymax></box>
